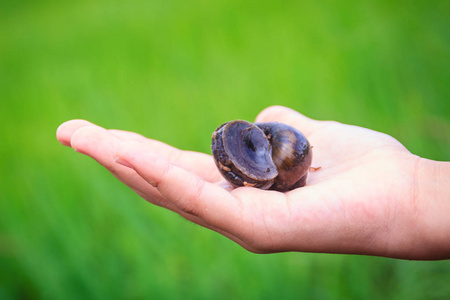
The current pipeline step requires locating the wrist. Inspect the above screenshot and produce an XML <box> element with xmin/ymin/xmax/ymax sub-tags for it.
<box><xmin>414</xmin><ymin>157</ymin><xmax>450</xmax><ymax>259</ymax></box>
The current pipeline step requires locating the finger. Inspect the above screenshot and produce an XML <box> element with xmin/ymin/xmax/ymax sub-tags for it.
<box><xmin>59</xmin><ymin>120</ymin><xmax>220</xmax><ymax>183</ymax></box>
<box><xmin>69</xmin><ymin>127</ymin><xmax>249</xmax><ymax>245</ymax></box>
<box><xmin>59</xmin><ymin>122</ymin><xmax>280</xmax><ymax>252</ymax></box>
<box><xmin>58</xmin><ymin>121</ymin><xmax>154</xmax><ymax>195</ymax></box>
<box><xmin>69</xmin><ymin>125</ymin><xmax>175</xmax><ymax>210</ymax></box>
<box><xmin>56</xmin><ymin>119</ymin><xmax>95</xmax><ymax>146</ymax></box>
<box><xmin>255</xmin><ymin>105</ymin><xmax>325</xmax><ymax>136</ymax></box>
<box><xmin>109</xmin><ymin>129</ymin><xmax>222</xmax><ymax>183</ymax></box>
<box><xmin>115</xmin><ymin>142</ymin><xmax>246</xmax><ymax>235</ymax></box>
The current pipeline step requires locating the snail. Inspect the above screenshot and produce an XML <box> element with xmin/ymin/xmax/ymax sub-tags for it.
<box><xmin>211</xmin><ymin>120</ymin><xmax>312</xmax><ymax>192</ymax></box>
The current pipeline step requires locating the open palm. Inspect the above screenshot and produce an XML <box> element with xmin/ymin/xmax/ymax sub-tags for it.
<box><xmin>57</xmin><ymin>106</ymin><xmax>425</xmax><ymax>259</ymax></box>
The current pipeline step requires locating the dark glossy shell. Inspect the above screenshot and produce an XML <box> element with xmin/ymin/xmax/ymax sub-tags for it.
<box><xmin>211</xmin><ymin>120</ymin><xmax>312</xmax><ymax>192</ymax></box>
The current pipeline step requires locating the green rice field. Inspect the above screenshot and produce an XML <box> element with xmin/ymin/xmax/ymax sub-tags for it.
<box><xmin>1</xmin><ymin>0</ymin><xmax>449</xmax><ymax>299</ymax></box>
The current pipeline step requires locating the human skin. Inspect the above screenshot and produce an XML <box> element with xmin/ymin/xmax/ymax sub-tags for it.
<box><xmin>56</xmin><ymin>106</ymin><xmax>450</xmax><ymax>260</ymax></box>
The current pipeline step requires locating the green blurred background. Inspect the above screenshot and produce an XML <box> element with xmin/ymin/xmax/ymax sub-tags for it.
<box><xmin>1</xmin><ymin>0</ymin><xmax>449</xmax><ymax>299</ymax></box>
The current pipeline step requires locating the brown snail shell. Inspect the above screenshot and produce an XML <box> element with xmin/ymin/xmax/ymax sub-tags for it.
<box><xmin>211</xmin><ymin>120</ymin><xmax>312</xmax><ymax>192</ymax></box>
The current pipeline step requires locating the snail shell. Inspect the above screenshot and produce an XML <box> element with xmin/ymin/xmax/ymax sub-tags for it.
<box><xmin>211</xmin><ymin>120</ymin><xmax>312</xmax><ymax>192</ymax></box>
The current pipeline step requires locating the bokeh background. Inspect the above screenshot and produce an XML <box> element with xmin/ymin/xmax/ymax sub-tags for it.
<box><xmin>1</xmin><ymin>0</ymin><xmax>449</xmax><ymax>299</ymax></box>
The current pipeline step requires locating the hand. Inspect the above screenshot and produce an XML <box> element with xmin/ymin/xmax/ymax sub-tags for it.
<box><xmin>56</xmin><ymin>106</ymin><xmax>450</xmax><ymax>260</ymax></box>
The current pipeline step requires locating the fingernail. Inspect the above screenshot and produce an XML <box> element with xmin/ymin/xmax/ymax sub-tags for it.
<box><xmin>73</xmin><ymin>148</ymin><xmax>88</xmax><ymax>155</ymax></box>
<box><xmin>59</xmin><ymin>139</ymin><xmax>71</xmax><ymax>147</ymax></box>
<box><xmin>115</xmin><ymin>157</ymin><xmax>134</xmax><ymax>169</ymax></box>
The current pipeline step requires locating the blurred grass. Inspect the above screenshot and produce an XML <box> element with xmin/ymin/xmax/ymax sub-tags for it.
<box><xmin>0</xmin><ymin>0</ymin><xmax>449</xmax><ymax>299</ymax></box>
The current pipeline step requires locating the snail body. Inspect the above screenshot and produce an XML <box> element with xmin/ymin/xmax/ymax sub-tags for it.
<box><xmin>211</xmin><ymin>120</ymin><xmax>312</xmax><ymax>192</ymax></box>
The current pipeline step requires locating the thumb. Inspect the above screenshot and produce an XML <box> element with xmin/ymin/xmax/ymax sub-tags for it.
<box><xmin>255</xmin><ymin>105</ymin><xmax>323</xmax><ymax>136</ymax></box>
